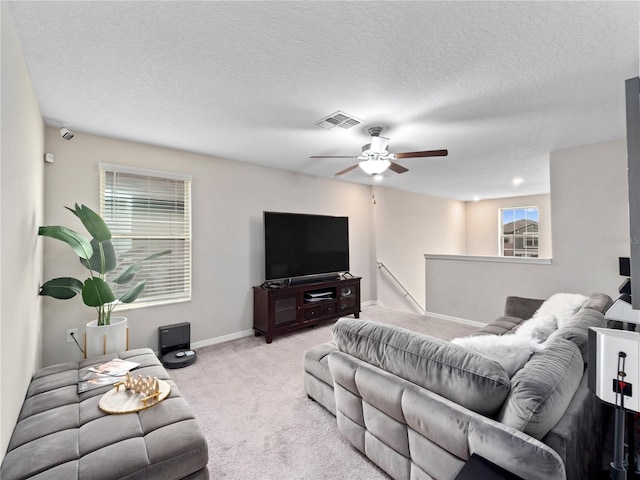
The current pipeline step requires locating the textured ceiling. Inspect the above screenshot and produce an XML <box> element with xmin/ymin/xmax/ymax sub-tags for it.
<box><xmin>7</xmin><ymin>1</ymin><xmax>639</xmax><ymax>201</ymax></box>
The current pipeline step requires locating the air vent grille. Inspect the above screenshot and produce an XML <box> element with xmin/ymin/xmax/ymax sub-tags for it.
<box><xmin>315</xmin><ymin>111</ymin><xmax>363</xmax><ymax>130</ymax></box>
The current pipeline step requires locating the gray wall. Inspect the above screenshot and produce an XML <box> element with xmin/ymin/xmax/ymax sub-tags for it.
<box><xmin>465</xmin><ymin>193</ymin><xmax>552</xmax><ymax>258</ymax></box>
<box><xmin>425</xmin><ymin>139</ymin><xmax>629</xmax><ymax>323</ymax></box>
<box><xmin>40</xmin><ymin>135</ymin><xmax>633</xmax><ymax>364</ymax></box>
<box><xmin>41</xmin><ymin>131</ymin><xmax>477</xmax><ymax>366</ymax></box>
<box><xmin>373</xmin><ymin>186</ymin><xmax>466</xmax><ymax>312</ymax></box>
<box><xmin>1</xmin><ymin>3</ymin><xmax>45</xmax><ymax>460</ymax></box>
<box><xmin>41</xmin><ymin>130</ymin><xmax>379</xmax><ymax>366</ymax></box>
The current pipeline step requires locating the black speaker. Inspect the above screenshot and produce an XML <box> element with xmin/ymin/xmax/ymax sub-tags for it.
<box><xmin>620</xmin><ymin>257</ymin><xmax>631</xmax><ymax>277</ymax></box>
<box><xmin>159</xmin><ymin>322</ymin><xmax>196</xmax><ymax>368</ymax></box>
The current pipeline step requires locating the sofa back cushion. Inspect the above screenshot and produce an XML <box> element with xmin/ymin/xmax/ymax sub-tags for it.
<box><xmin>497</xmin><ymin>338</ymin><xmax>583</xmax><ymax>439</ymax></box>
<box><xmin>545</xmin><ymin>308</ymin><xmax>607</xmax><ymax>361</ymax></box>
<box><xmin>472</xmin><ymin>315</ymin><xmax>527</xmax><ymax>336</ymax></box>
<box><xmin>332</xmin><ymin>318</ymin><xmax>511</xmax><ymax>416</ymax></box>
<box><xmin>504</xmin><ymin>296</ymin><xmax>545</xmax><ymax>321</ymax></box>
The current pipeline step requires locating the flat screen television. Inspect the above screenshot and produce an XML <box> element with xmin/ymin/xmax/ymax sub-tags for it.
<box><xmin>263</xmin><ymin>211</ymin><xmax>349</xmax><ymax>281</ymax></box>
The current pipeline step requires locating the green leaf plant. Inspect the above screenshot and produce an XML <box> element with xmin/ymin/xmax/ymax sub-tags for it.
<box><xmin>38</xmin><ymin>204</ymin><xmax>171</xmax><ymax>326</ymax></box>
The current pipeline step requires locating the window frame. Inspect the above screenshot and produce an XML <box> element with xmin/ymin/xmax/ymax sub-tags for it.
<box><xmin>99</xmin><ymin>163</ymin><xmax>193</xmax><ymax>311</ymax></box>
<box><xmin>499</xmin><ymin>206</ymin><xmax>539</xmax><ymax>258</ymax></box>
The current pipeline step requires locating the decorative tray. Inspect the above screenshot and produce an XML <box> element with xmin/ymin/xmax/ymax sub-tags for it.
<box><xmin>99</xmin><ymin>374</ymin><xmax>171</xmax><ymax>414</ymax></box>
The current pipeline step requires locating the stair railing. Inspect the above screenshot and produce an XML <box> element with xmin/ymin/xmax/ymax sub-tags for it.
<box><xmin>377</xmin><ymin>261</ymin><xmax>426</xmax><ymax>314</ymax></box>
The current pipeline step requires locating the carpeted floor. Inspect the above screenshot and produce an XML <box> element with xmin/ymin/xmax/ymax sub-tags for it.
<box><xmin>168</xmin><ymin>304</ymin><xmax>479</xmax><ymax>480</ymax></box>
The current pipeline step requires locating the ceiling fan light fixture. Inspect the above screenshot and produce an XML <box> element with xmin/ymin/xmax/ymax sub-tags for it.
<box><xmin>369</xmin><ymin>136</ymin><xmax>389</xmax><ymax>154</ymax></box>
<box><xmin>359</xmin><ymin>159</ymin><xmax>391</xmax><ymax>175</ymax></box>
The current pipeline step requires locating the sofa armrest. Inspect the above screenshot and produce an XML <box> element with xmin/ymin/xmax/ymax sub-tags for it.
<box><xmin>542</xmin><ymin>373</ymin><xmax>603</xmax><ymax>480</ymax></box>
<box><xmin>465</xmin><ymin>414</ymin><xmax>565</xmax><ymax>480</ymax></box>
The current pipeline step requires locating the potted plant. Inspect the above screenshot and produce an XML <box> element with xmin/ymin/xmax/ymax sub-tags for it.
<box><xmin>39</xmin><ymin>203</ymin><xmax>170</xmax><ymax>357</ymax></box>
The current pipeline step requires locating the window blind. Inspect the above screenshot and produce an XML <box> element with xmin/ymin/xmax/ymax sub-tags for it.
<box><xmin>99</xmin><ymin>163</ymin><xmax>192</xmax><ymax>309</ymax></box>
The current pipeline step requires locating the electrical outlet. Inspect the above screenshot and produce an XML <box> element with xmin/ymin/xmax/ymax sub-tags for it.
<box><xmin>66</xmin><ymin>328</ymin><xmax>78</xmax><ymax>343</ymax></box>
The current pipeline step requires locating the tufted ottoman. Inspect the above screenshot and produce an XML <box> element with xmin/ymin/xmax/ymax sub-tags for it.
<box><xmin>1</xmin><ymin>348</ymin><xmax>208</xmax><ymax>480</ymax></box>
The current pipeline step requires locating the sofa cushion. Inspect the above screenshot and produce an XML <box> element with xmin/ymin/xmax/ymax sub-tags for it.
<box><xmin>497</xmin><ymin>338</ymin><xmax>583</xmax><ymax>440</ymax></box>
<box><xmin>545</xmin><ymin>308</ymin><xmax>607</xmax><ymax>362</ymax></box>
<box><xmin>303</xmin><ymin>341</ymin><xmax>337</xmax><ymax>386</ymax></box>
<box><xmin>332</xmin><ymin>318</ymin><xmax>511</xmax><ymax>416</ymax></box>
<box><xmin>504</xmin><ymin>296</ymin><xmax>545</xmax><ymax>320</ymax></box>
<box><xmin>473</xmin><ymin>315</ymin><xmax>527</xmax><ymax>336</ymax></box>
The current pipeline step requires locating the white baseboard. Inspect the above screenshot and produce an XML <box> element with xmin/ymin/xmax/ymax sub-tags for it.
<box><xmin>364</xmin><ymin>300</ymin><xmax>486</xmax><ymax>327</ymax></box>
<box><xmin>361</xmin><ymin>300</ymin><xmax>380</xmax><ymax>307</ymax></box>
<box><xmin>189</xmin><ymin>302</ymin><xmax>484</xmax><ymax>351</ymax></box>
<box><xmin>191</xmin><ymin>329</ymin><xmax>255</xmax><ymax>350</ymax></box>
<box><xmin>191</xmin><ymin>302</ymin><xmax>380</xmax><ymax>350</ymax></box>
<box><xmin>424</xmin><ymin>311</ymin><xmax>486</xmax><ymax>328</ymax></box>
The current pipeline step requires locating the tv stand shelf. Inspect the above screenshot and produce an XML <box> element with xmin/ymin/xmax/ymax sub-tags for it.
<box><xmin>253</xmin><ymin>276</ymin><xmax>361</xmax><ymax>343</ymax></box>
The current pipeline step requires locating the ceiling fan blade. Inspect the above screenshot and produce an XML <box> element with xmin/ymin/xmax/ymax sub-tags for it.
<box><xmin>310</xmin><ymin>155</ymin><xmax>355</xmax><ymax>159</ymax></box>
<box><xmin>388</xmin><ymin>162</ymin><xmax>409</xmax><ymax>174</ymax></box>
<box><xmin>335</xmin><ymin>164</ymin><xmax>359</xmax><ymax>176</ymax></box>
<box><xmin>394</xmin><ymin>149</ymin><xmax>448</xmax><ymax>159</ymax></box>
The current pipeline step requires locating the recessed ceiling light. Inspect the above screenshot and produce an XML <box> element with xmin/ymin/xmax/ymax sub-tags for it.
<box><xmin>513</xmin><ymin>177</ymin><xmax>523</xmax><ymax>186</ymax></box>
<box><xmin>372</xmin><ymin>174</ymin><xmax>384</xmax><ymax>182</ymax></box>
<box><xmin>473</xmin><ymin>196</ymin><xmax>480</xmax><ymax>202</ymax></box>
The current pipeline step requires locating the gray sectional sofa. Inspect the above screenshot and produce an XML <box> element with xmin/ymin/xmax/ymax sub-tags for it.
<box><xmin>1</xmin><ymin>348</ymin><xmax>209</xmax><ymax>480</ymax></box>
<box><xmin>303</xmin><ymin>293</ymin><xmax>612</xmax><ymax>480</ymax></box>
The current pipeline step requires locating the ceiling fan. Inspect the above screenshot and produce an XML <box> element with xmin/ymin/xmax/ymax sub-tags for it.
<box><xmin>311</xmin><ymin>126</ymin><xmax>448</xmax><ymax>176</ymax></box>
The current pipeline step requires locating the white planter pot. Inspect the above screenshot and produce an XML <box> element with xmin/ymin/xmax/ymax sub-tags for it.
<box><xmin>85</xmin><ymin>317</ymin><xmax>128</xmax><ymax>358</ymax></box>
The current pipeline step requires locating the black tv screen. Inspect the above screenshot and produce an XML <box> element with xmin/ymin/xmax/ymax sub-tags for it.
<box><xmin>264</xmin><ymin>211</ymin><xmax>349</xmax><ymax>280</ymax></box>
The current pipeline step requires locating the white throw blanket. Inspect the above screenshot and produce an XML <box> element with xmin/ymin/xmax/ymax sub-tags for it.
<box><xmin>451</xmin><ymin>293</ymin><xmax>587</xmax><ymax>376</ymax></box>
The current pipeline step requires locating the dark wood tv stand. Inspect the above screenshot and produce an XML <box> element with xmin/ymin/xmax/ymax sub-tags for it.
<box><xmin>253</xmin><ymin>276</ymin><xmax>361</xmax><ymax>343</ymax></box>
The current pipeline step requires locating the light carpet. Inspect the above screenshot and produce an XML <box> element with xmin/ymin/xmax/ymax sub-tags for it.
<box><xmin>169</xmin><ymin>304</ymin><xmax>480</xmax><ymax>479</ymax></box>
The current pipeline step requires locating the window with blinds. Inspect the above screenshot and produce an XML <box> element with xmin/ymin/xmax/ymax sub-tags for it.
<box><xmin>99</xmin><ymin>163</ymin><xmax>192</xmax><ymax>309</ymax></box>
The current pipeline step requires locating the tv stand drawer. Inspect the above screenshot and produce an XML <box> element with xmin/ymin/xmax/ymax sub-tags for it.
<box><xmin>303</xmin><ymin>301</ymin><xmax>337</xmax><ymax>321</ymax></box>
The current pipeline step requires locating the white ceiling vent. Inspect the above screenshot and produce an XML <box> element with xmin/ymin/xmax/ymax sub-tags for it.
<box><xmin>315</xmin><ymin>111</ymin><xmax>363</xmax><ymax>129</ymax></box>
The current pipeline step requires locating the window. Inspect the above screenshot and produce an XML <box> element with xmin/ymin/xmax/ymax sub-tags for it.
<box><xmin>500</xmin><ymin>207</ymin><xmax>539</xmax><ymax>257</ymax></box>
<box><xmin>99</xmin><ymin>163</ymin><xmax>192</xmax><ymax>308</ymax></box>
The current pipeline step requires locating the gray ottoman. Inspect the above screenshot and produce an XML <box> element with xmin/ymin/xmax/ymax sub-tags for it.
<box><xmin>1</xmin><ymin>348</ymin><xmax>208</xmax><ymax>480</ymax></box>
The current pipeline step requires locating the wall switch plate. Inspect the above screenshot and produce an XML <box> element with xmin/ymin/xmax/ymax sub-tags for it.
<box><xmin>66</xmin><ymin>328</ymin><xmax>78</xmax><ymax>343</ymax></box>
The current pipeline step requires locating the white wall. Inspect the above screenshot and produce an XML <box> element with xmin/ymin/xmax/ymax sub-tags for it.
<box><xmin>549</xmin><ymin>140</ymin><xmax>630</xmax><ymax>291</ymax></box>
<box><xmin>425</xmin><ymin>140</ymin><xmax>629</xmax><ymax>323</ymax></box>
<box><xmin>465</xmin><ymin>194</ymin><xmax>552</xmax><ymax>258</ymax></box>
<box><xmin>373</xmin><ymin>186</ymin><xmax>466</xmax><ymax>312</ymax></box>
<box><xmin>1</xmin><ymin>3</ymin><xmax>45</xmax><ymax>460</ymax></box>
<box><xmin>41</xmin><ymin>130</ymin><xmax>376</xmax><ymax>366</ymax></box>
